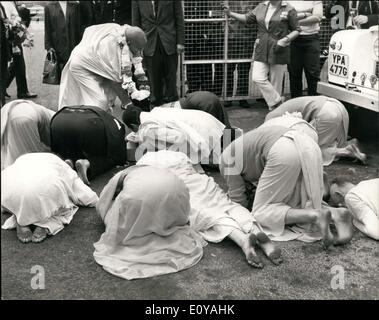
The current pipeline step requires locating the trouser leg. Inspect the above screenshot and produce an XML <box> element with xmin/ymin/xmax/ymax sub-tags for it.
<box><xmin>163</xmin><ymin>49</ymin><xmax>179</xmax><ymax>103</ymax></box>
<box><xmin>303</xmin><ymin>35</ymin><xmax>321</xmax><ymax>96</ymax></box>
<box><xmin>13</xmin><ymin>46</ymin><xmax>28</xmax><ymax>95</ymax></box>
<box><xmin>252</xmin><ymin>61</ymin><xmax>282</xmax><ymax>107</ymax></box>
<box><xmin>288</xmin><ymin>39</ymin><xmax>305</xmax><ymax>98</ymax></box>
<box><xmin>144</xmin><ymin>41</ymin><xmax>165</xmax><ymax>106</ymax></box>
<box><xmin>269</xmin><ymin>64</ymin><xmax>286</xmax><ymax>98</ymax></box>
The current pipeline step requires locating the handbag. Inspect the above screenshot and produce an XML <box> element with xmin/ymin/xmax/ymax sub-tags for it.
<box><xmin>42</xmin><ymin>50</ymin><xmax>60</xmax><ymax>85</ymax></box>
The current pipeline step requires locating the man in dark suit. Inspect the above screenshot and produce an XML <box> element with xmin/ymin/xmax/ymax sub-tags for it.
<box><xmin>44</xmin><ymin>1</ymin><xmax>82</xmax><ymax>80</ymax></box>
<box><xmin>79</xmin><ymin>0</ymin><xmax>132</xmax><ymax>30</ymax></box>
<box><xmin>1</xmin><ymin>1</ymin><xmax>37</xmax><ymax>99</ymax></box>
<box><xmin>18</xmin><ymin>4</ymin><xmax>32</xmax><ymax>28</ymax></box>
<box><xmin>132</xmin><ymin>0</ymin><xmax>185</xmax><ymax>107</ymax></box>
<box><xmin>325</xmin><ymin>0</ymin><xmax>379</xmax><ymax>29</ymax></box>
<box><xmin>0</xmin><ymin>2</ymin><xmax>10</xmax><ymax>105</ymax></box>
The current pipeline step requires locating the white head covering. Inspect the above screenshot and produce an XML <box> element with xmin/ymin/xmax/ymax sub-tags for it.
<box><xmin>94</xmin><ymin>165</ymin><xmax>205</xmax><ymax>280</ymax></box>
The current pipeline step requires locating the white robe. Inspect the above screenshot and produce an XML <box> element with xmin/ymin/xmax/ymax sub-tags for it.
<box><xmin>345</xmin><ymin>179</ymin><xmax>379</xmax><ymax>240</ymax></box>
<box><xmin>59</xmin><ymin>24</ymin><xmax>136</xmax><ymax>110</ymax></box>
<box><xmin>93</xmin><ymin>165</ymin><xmax>204</xmax><ymax>280</ymax></box>
<box><xmin>1</xmin><ymin>100</ymin><xmax>55</xmax><ymax>170</ymax></box>
<box><xmin>1</xmin><ymin>153</ymin><xmax>99</xmax><ymax>235</ymax></box>
<box><xmin>137</xmin><ymin>150</ymin><xmax>256</xmax><ymax>243</ymax></box>
<box><xmin>136</xmin><ymin>108</ymin><xmax>225</xmax><ymax>165</ymax></box>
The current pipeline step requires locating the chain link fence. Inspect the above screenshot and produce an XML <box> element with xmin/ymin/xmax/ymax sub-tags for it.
<box><xmin>179</xmin><ymin>0</ymin><xmax>337</xmax><ymax>101</ymax></box>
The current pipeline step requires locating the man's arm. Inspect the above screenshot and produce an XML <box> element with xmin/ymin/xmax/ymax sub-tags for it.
<box><xmin>297</xmin><ymin>1</ymin><xmax>323</xmax><ymax>27</ymax></box>
<box><xmin>44</xmin><ymin>5</ymin><xmax>53</xmax><ymax>51</ymax></box>
<box><xmin>174</xmin><ymin>0</ymin><xmax>185</xmax><ymax>53</ymax></box>
<box><xmin>365</xmin><ymin>1</ymin><xmax>379</xmax><ymax>28</ymax></box>
<box><xmin>131</xmin><ymin>0</ymin><xmax>141</xmax><ymax>27</ymax></box>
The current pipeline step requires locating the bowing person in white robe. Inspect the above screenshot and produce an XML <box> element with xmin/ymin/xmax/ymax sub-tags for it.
<box><xmin>220</xmin><ymin>121</ymin><xmax>336</xmax><ymax>249</ymax></box>
<box><xmin>137</xmin><ymin>150</ymin><xmax>282</xmax><ymax>268</ymax></box>
<box><xmin>1</xmin><ymin>153</ymin><xmax>99</xmax><ymax>243</ymax></box>
<box><xmin>122</xmin><ymin>106</ymin><xmax>226</xmax><ymax>165</ymax></box>
<box><xmin>330</xmin><ymin>178</ymin><xmax>379</xmax><ymax>241</ymax></box>
<box><xmin>265</xmin><ymin>96</ymin><xmax>366</xmax><ymax>165</ymax></box>
<box><xmin>1</xmin><ymin>100</ymin><xmax>55</xmax><ymax>170</ymax></box>
<box><xmin>93</xmin><ymin>165</ymin><xmax>204</xmax><ymax>280</ymax></box>
<box><xmin>59</xmin><ymin>23</ymin><xmax>149</xmax><ymax>111</ymax></box>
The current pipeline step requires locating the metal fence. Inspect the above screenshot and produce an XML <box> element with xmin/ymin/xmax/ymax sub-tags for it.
<box><xmin>179</xmin><ymin>0</ymin><xmax>337</xmax><ymax>101</ymax></box>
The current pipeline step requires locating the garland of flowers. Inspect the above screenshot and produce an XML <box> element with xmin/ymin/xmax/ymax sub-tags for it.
<box><xmin>116</xmin><ymin>27</ymin><xmax>150</xmax><ymax>100</ymax></box>
<box><xmin>4</xmin><ymin>14</ymin><xmax>34</xmax><ymax>54</ymax></box>
<box><xmin>117</xmin><ymin>30</ymin><xmax>135</xmax><ymax>94</ymax></box>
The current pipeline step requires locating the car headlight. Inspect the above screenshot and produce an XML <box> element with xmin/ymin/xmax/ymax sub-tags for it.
<box><xmin>336</xmin><ymin>42</ymin><xmax>343</xmax><ymax>51</ymax></box>
<box><xmin>330</xmin><ymin>41</ymin><xmax>336</xmax><ymax>50</ymax></box>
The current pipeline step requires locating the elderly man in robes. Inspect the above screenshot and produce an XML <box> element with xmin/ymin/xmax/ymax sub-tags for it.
<box><xmin>122</xmin><ymin>106</ymin><xmax>231</xmax><ymax>165</ymax></box>
<box><xmin>93</xmin><ymin>165</ymin><xmax>204</xmax><ymax>280</ymax></box>
<box><xmin>330</xmin><ymin>177</ymin><xmax>379</xmax><ymax>241</ymax></box>
<box><xmin>1</xmin><ymin>153</ymin><xmax>98</xmax><ymax>243</ymax></box>
<box><xmin>1</xmin><ymin>100</ymin><xmax>54</xmax><ymax>170</ymax></box>
<box><xmin>219</xmin><ymin>117</ymin><xmax>353</xmax><ymax>248</ymax></box>
<box><xmin>265</xmin><ymin>96</ymin><xmax>366</xmax><ymax>165</ymax></box>
<box><xmin>58</xmin><ymin>23</ymin><xmax>150</xmax><ymax>112</ymax></box>
<box><xmin>137</xmin><ymin>150</ymin><xmax>282</xmax><ymax>268</ymax></box>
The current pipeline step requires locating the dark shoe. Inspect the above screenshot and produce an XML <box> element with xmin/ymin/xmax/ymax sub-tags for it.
<box><xmin>239</xmin><ymin>100</ymin><xmax>250</xmax><ymax>108</ymax></box>
<box><xmin>17</xmin><ymin>92</ymin><xmax>38</xmax><ymax>99</ymax></box>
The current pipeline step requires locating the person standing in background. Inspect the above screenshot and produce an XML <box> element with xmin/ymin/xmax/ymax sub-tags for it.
<box><xmin>17</xmin><ymin>4</ymin><xmax>31</xmax><ymax>28</ymax></box>
<box><xmin>222</xmin><ymin>1</ymin><xmax>300</xmax><ymax>111</ymax></box>
<box><xmin>0</xmin><ymin>2</ymin><xmax>10</xmax><ymax>106</ymax></box>
<box><xmin>325</xmin><ymin>0</ymin><xmax>379</xmax><ymax>29</ymax></box>
<box><xmin>1</xmin><ymin>1</ymin><xmax>37</xmax><ymax>100</ymax></box>
<box><xmin>79</xmin><ymin>0</ymin><xmax>132</xmax><ymax>30</ymax></box>
<box><xmin>132</xmin><ymin>0</ymin><xmax>185</xmax><ymax>107</ymax></box>
<box><xmin>288</xmin><ymin>1</ymin><xmax>323</xmax><ymax>98</ymax></box>
<box><xmin>44</xmin><ymin>1</ymin><xmax>82</xmax><ymax>81</ymax></box>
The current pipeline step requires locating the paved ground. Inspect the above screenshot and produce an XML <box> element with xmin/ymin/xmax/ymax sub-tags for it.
<box><xmin>2</xmin><ymin>21</ymin><xmax>379</xmax><ymax>300</ymax></box>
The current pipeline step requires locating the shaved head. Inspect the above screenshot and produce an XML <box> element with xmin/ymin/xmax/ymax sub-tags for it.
<box><xmin>125</xmin><ymin>26</ymin><xmax>147</xmax><ymax>53</ymax></box>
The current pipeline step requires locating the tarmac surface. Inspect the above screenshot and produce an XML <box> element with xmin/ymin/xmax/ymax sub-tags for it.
<box><xmin>1</xmin><ymin>21</ymin><xmax>378</xmax><ymax>300</ymax></box>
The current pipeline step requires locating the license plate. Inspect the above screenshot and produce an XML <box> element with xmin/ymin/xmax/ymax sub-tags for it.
<box><xmin>329</xmin><ymin>53</ymin><xmax>349</xmax><ymax>78</ymax></box>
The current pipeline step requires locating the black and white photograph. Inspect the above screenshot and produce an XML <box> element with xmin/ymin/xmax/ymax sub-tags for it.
<box><xmin>0</xmin><ymin>0</ymin><xmax>378</xmax><ymax>305</ymax></box>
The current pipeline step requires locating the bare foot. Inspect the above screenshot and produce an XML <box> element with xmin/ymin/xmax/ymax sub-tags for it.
<box><xmin>32</xmin><ymin>226</ymin><xmax>48</xmax><ymax>243</ymax></box>
<box><xmin>346</xmin><ymin>144</ymin><xmax>367</xmax><ymax>164</ymax></box>
<box><xmin>315</xmin><ymin>209</ymin><xmax>334</xmax><ymax>250</ymax></box>
<box><xmin>347</xmin><ymin>138</ymin><xmax>359</xmax><ymax>147</ymax></box>
<box><xmin>16</xmin><ymin>223</ymin><xmax>33</xmax><ymax>243</ymax></box>
<box><xmin>331</xmin><ymin>208</ymin><xmax>353</xmax><ymax>245</ymax></box>
<box><xmin>75</xmin><ymin>159</ymin><xmax>90</xmax><ymax>185</ymax></box>
<box><xmin>243</xmin><ymin>234</ymin><xmax>264</xmax><ymax>269</ymax></box>
<box><xmin>256</xmin><ymin>232</ymin><xmax>283</xmax><ymax>266</ymax></box>
<box><xmin>65</xmin><ymin>159</ymin><xmax>74</xmax><ymax>169</ymax></box>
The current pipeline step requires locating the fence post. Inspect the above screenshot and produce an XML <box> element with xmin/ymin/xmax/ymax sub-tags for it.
<box><xmin>222</xmin><ymin>0</ymin><xmax>229</xmax><ymax>101</ymax></box>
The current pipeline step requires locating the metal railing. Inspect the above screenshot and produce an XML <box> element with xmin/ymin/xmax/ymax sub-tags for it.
<box><xmin>179</xmin><ymin>0</ymin><xmax>338</xmax><ymax>101</ymax></box>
